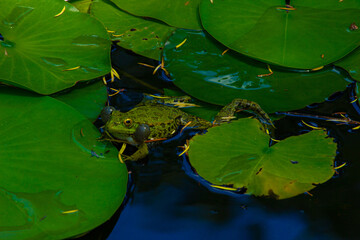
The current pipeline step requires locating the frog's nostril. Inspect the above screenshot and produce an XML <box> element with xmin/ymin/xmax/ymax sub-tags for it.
<box><xmin>134</xmin><ymin>124</ymin><xmax>150</xmax><ymax>143</ymax></box>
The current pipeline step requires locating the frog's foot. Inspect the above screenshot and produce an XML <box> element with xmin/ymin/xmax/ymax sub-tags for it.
<box><xmin>214</xmin><ymin>98</ymin><xmax>274</xmax><ymax>126</ymax></box>
<box><xmin>120</xmin><ymin>143</ymin><xmax>149</xmax><ymax>162</ymax></box>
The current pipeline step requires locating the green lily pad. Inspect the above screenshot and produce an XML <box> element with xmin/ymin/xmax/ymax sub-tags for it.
<box><xmin>334</xmin><ymin>46</ymin><xmax>360</xmax><ymax>81</ymax></box>
<box><xmin>91</xmin><ymin>0</ymin><xmax>175</xmax><ymax>60</ymax></box>
<box><xmin>163</xmin><ymin>29</ymin><xmax>351</xmax><ymax>113</ymax></box>
<box><xmin>0</xmin><ymin>87</ymin><xmax>127</xmax><ymax>239</ymax></box>
<box><xmin>70</xmin><ymin>0</ymin><xmax>93</xmax><ymax>13</ymax></box>
<box><xmin>110</xmin><ymin>0</ymin><xmax>202</xmax><ymax>30</ymax></box>
<box><xmin>53</xmin><ymin>80</ymin><xmax>108</xmax><ymax>122</ymax></box>
<box><xmin>0</xmin><ymin>0</ymin><xmax>111</xmax><ymax>94</ymax></box>
<box><xmin>188</xmin><ymin>118</ymin><xmax>337</xmax><ymax>199</ymax></box>
<box><xmin>200</xmin><ymin>0</ymin><xmax>360</xmax><ymax>69</ymax></box>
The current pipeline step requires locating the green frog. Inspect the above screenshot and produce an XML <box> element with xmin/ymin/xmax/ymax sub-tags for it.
<box><xmin>101</xmin><ymin>96</ymin><xmax>273</xmax><ymax>161</ymax></box>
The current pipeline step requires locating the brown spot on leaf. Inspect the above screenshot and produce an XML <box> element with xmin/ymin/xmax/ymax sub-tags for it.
<box><xmin>268</xmin><ymin>190</ymin><xmax>279</xmax><ymax>199</ymax></box>
<box><xmin>130</xmin><ymin>28</ymin><xmax>136</xmax><ymax>31</ymax></box>
<box><xmin>143</xmin><ymin>38</ymin><xmax>148</xmax><ymax>40</ymax></box>
<box><xmin>350</xmin><ymin>22</ymin><xmax>359</xmax><ymax>31</ymax></box>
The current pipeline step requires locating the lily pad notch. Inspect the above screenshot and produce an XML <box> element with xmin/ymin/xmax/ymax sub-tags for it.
<box><xmin>188</xmin><ymin>118</ymin><xmax>337</xmax><ymax>199</ymax></box>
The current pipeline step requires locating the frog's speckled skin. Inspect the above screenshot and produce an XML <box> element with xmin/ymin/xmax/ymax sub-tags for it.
<box><xmin>104</xmin><ymin>98</ymin><xmax>272</xmax><ymax>161</ymax></box>
<box><xmin>105</xmin><ymin>103</ymin><xmax>211</xmax><ymax>144</ymax></box>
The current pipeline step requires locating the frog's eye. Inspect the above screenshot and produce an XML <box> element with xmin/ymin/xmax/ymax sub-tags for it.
<box><xmin>123</xmin><ymin>118</ymin><xmax>133</xmax><ymax>127</ymax></box>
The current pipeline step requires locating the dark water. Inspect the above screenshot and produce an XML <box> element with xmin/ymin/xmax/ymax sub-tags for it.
<box><xmin>82</xmin><ymin>48</ymin><xmax>360</xmax><ymax>240</ymax></box>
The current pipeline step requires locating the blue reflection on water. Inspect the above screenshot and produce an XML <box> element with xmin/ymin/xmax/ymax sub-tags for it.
<box><xmin>109</xmin><ymin>202</ymin><xmax>308</xmax><ymax>240</ymax></box>
<box><xmin>107</xmin><ymin>149</ymin><xmax>334</xmax><ymax>240</ymax></box>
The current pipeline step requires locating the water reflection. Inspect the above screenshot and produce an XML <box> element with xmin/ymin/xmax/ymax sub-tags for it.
<box><xmin>107</xmin><ymin>149</ymin><xmax>337</xmax><ymax>240</ymax></box>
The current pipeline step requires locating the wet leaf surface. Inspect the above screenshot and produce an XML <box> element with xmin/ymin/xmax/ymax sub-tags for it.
<box><xmin>0</xmin><ymin>0</ymin><xmax>111</xmax><ymax>94</ymax></box>
<box><xmin>110</xmin><ymin>0</ymin><xmax>202</xmax><ymax>29</ymax></box>
<box><xmin>91</xmin><ymin>0</ymin><xmax>175</xmax><ymax>60</ymax></box>
<box><xmin>200</xmin><ymin>0</ymin><xmax>360</xmax><ymax>69</ymax></box>
<box><xmin>0</xmin><ymin>87</ymin><xmax>127</xmax><ymax>239</ymax></box>
<box><xmin>163</xmin><ymin>29</ymin><xmax>351</xmax><ymax>113</ymax></box>
<box><xmin>53</xmin><ymin>80</ymin><xmax>108</xmax><ymax>122</ymax></box>
<box><xmin>188</xmin><ymin>118</ymin><xmax>337</xmax><ymax>199</ymax></box>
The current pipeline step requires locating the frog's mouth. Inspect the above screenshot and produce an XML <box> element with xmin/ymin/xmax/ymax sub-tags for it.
<box><xmin>104</xmin><ymin>130</ymin><xmax>139</xmax><ymax>146</ymax></box>
<box><xmin>104</xmin><ymin>124</ymin><xmax>151</xmax><ymax>146</ymax></box>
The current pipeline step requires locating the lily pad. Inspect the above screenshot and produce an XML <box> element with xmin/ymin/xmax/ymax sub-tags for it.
<box><xmin>163</xmin><ymin>29</ymin><xmax>351</xmax><ymax>113</ymax></box>
<box><xmin>91</xmin><ymin>0</ymin><xmax>175</xmax><ymax>60</ymax></box>
<box><xmin>110</xmin><ymin>0</ymin><xmax>202</xmax><ymax>30</ymax></box>
<box><xmin>0</xmin><ymin>0</ymin><xmax>111</xmax><ymax>94</ymax></box>
<box><xmin>334</xmin><ymin>46</ymin><xmax>360</xmax><ymax>81</ymax></box>
<box><xmin>53</xmin><ymin>80</ymin><xmax>108</xmax><ymax>122</ymax></box>
<box><xmin>0</xmin><ymin>87</ymin><xmax>127</xmax><ymax>239</ymax></box>
<box><xmin>200</xmin><ymin>0</ymin><xmax>360</xmax><ymax>69</ymax></box>
<box><xmin>70</xmin><ymin>0</ymin><xmax>93</xmax><ymax>13</ymax></box>
<box><xmin>188</xmin><ymin>118</ymin><xmax>337</xmax><ymax>199</ymax></box>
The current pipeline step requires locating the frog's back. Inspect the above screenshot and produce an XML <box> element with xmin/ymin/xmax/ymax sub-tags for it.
<box><xmin>127</xmin><ymin>104</ymin><xmax>185</xmax><ymax>124</ymax></box>
<box><xmin>127</xmin><ymin>104</ymin><xmax>186</xmax><ymax>139</ymax></box>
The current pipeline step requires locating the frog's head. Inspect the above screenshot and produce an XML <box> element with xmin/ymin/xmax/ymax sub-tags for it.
<box><xmin>102</xmin><ymin>107</ymin><xmax>150</xmax><ymax>145</ymax></box>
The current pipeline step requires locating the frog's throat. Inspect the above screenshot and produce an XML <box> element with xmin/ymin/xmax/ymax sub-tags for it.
<box><xmin>104</xmin><ymin>130</ymin><xmax>139</xmax><ymax>146</ymax></box>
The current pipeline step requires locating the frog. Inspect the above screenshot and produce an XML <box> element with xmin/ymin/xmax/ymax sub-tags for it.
<box><xmin>101</xmin><ymin>95</ymin><xmax>273</xmax><ymax>161</ymax></box>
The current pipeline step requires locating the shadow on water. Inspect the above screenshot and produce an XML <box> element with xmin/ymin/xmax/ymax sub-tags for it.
<box><xmin>83</xmin><ymin>48</ymin><xmax>360</xmax><ymax>240</ymax></box>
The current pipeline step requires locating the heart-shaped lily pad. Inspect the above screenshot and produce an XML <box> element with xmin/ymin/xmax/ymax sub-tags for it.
<box><xmin>200</xmin><ymin>0</ymin><xmax>360</xmax><ymax>69</ymax></box>
<box><xmin>188</xmin><ymin>118</ymin><xmax>337</xmax><ymax>199</ymax></box>
<box><xmin>0</xmin><ymin>0</ymin><xmax>111</xmax><ymax>94</ymax></box>
<box><xmin>0</xmin><ymin>87</ymin><xmax>127</xmax><ymax>239</ymax></box>
<box><xmin>53</xmin><ymin>80</ymin><xmax>108</xmax><ymax>122</ymax></box>
<box><xmin>110</xmin><ymin>0</ymin><xmax>202</xmax><ymax>30</ymax></box>
<box><xmin>91</xmin><ymin>0</ymin><xmax>175</xmax><ymax>60</ymax></box>
<box><xmin>163</xmin><ymin>29</ymin><xmax>350</xmax><ymax>113</ymax></box>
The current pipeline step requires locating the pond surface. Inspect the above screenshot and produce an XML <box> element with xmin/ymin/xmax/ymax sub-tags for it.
<box><xmin>84</xmin><ymin>48</ymin><xmax>360</xmax><ymax>240</ymax></box>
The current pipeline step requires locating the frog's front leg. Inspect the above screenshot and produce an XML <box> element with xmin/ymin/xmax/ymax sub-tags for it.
<box><xmin>214</xmin><ymin>99</ymin><xmax>274</xmax><ymax>128</ymax></box>
<box><xmin>122</xmin><ymin>143</ymin><xmax>149</xmax><ymax>161</ymax></box>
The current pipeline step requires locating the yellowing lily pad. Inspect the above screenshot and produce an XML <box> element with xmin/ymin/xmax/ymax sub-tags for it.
<box><xmin>188</xmin><ymin>118</ymin><xmax>337</xmax><ymax>199</ymax></box>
